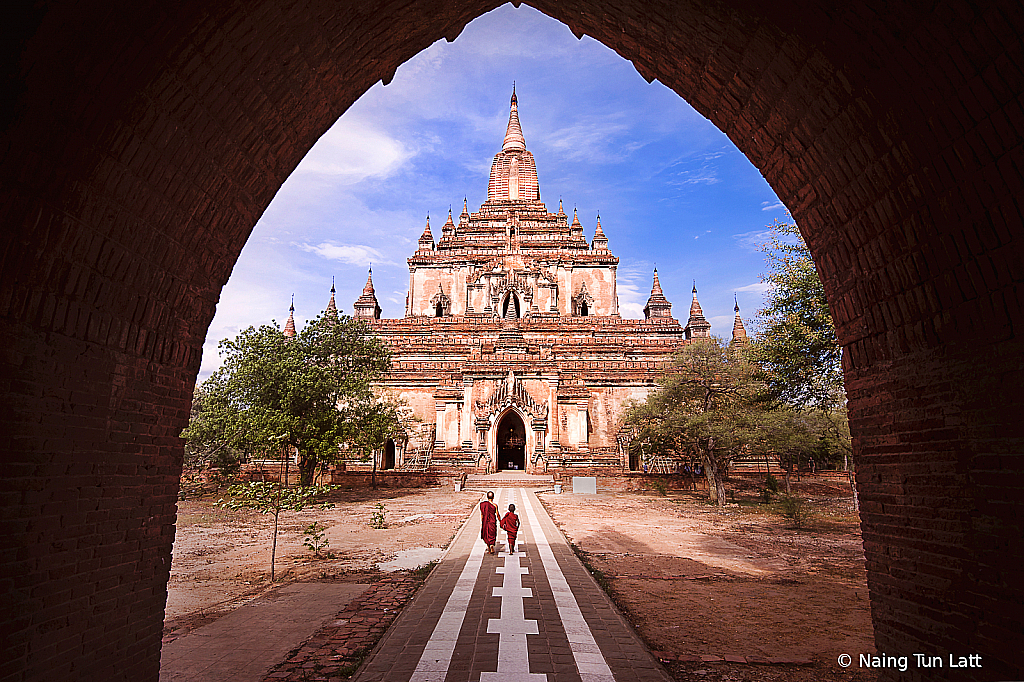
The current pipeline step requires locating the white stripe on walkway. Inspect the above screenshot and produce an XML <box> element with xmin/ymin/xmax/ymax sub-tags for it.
<box><xmin>520</xmin><ymin>489</ymin><xmax>617</xmax><ymax>682</ymax></box>
<box><xmin>482</xmin><ymin>489</ymin><xmax>547</xmax><ymax>681</ymax></box>
<box><xmin>408</xmin><ymin>489</ymin><xmax>503</xmax><ymax>682</ymax></box>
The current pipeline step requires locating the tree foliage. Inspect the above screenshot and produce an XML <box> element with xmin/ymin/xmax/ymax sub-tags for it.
<box><xmin>749</xmin><ymin>219</ymin><xmax>845</xmax><ymax>414</ymax></box>
<box><xmin>626</xmin><ymin>338</ymin><xmax>763</xmax><ymax>505</ymax></box>
<box><xmin>348</xmin><ymin>394</ymin><xmax>418</xmax><ymax>489</ymax></box>
<box><xmin>750</xmin><ymin>217</ymin><xmax>856</xmax><ymax>504</ymax></box>
<box><xmin>181</xmin><ymin>313</ymin><xmax>392</xmax><ymax>486</ymax></box>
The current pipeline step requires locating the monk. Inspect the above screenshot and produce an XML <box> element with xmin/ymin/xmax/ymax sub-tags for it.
<box><xmin>480</xmin><ymin>491</ymin><xmax>500</xmax><ymax>554</ymax></box>
<box><xmin>500</xmin><ymin>503</ymin><xmax>521</xmax><ymax>554</ymax></box>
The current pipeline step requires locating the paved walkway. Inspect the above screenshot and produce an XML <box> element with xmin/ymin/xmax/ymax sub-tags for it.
<box><xmin>352</xmin><ymin>488</ymin><xmax>672</xmax><ymax>682</ymax></box>
<box><xmin>159</xmin><ymin>582</ymin><xmax>369</xmax><ymax>682</ymax></box>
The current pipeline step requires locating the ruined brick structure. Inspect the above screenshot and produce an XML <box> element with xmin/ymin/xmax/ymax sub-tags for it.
<box><xmin>2</xmin><ymin>2</ymin><xmax>1023</xmax><ymax>681</ymax></box>
<box><xmin>339</xmin><ymin>91</ymin><xmax>735</xmax><ymax>475</ymax></box>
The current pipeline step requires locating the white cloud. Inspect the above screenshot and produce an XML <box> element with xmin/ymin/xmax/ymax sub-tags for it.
<box><xmin>709</xmin><ymin>315</ymin><xmax>733</xmax><ymax>331</ymax></box>
<box><xmin>295</xmin><ymin>116</ymin><xmax>410</xmax><ymax>184</ymax></box>
<box><xmin>761</xmin><ymin>200</ymin><xmax>785</xmax><ymax>211</ymax></box>
<box><xmin>733</xmin><ymin>229</ymin><xmax>773</xmax><ymax>252</ymax></box>
<box><xmin>296</xmin><ymin>242</ymin><xmax>389</xmax><ymax>266</ymax></box>
<box><xmin>615</xmin><ymin>269</ymin><xmax>650</xmax><ymax>320</ymax></box>
<box><xmin>668</xmin><ymin>167</ymin><xmax>719</xmax><ymax>186</ymax></box>
<box><xmin>540</xmin><ymin>113</ymin><xmax>630</xmax><ymax>163</ymax></box>
<box><xmin>736</xmin><ymin>281</ymin><xmax>772</xmax><ymax>294</ymax></box>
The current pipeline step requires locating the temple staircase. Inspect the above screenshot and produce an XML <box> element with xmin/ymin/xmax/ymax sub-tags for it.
<box><xmin>465</xmin><ymin>472</ymin><xmax>555</xmax><ymax>490</ymax></box>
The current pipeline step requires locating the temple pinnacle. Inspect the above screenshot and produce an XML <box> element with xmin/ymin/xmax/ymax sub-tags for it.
<box><xmin>502</xmin><ymin>84</ymin><xmax>526</xmax><ymax>153</ymax></box>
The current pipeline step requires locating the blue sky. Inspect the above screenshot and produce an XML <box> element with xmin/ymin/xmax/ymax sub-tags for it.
<box><xmin>199</xmin><ymin>4</ymin><xmax>787</xmax><ymax>379</ymax></box>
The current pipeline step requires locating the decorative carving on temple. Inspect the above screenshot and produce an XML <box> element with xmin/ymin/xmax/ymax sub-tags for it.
<box><xmin>572</xmin><ymin>281</ymin><xmax>595</xmax><ymax>317</ymax></box>
<box><xmin>429</xmin><ymin>283</ymin><xmax>451</xmax><ymax>317</ymax></box>
<box><xmin>476</xmin><ymin>370</ymin><xmax>548</xmax><ymax>424</ymax></box>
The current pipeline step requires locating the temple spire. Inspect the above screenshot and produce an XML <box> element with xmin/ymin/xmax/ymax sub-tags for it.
<box><xmin>417</xmin><ymin>214</ymin><xmax>434</xmax><ymax>252</ymax></box>
<box><xmin>502</xmin><ymin>85</ymin><xmax>526</xmax><ymax>153</ymax></box>
<box><xmin>326</xmin><ymin>277</ymin><xmax>338</xmax><ymax>321</ymax></box>
<box><xmin>592</xmin><ymin>213</ymin><xmax>608</xmax><ymax>250</ymax></box>
<box><xmin>442</xmin><ymin>206</ymin><xmax>455</xmax><ymax>235</ymax></box>
<box><xmin>353</xmin><ymin>266</ymin><xmax>381</xmax><ymax>320</ymax></box>
<box><xmin>643</xmin><ymin>268</ymin><xmax>672</xmax><ymax>319</ymax></box>
<box><xmin>284</xmin><ymin>295</ymin><xmax>296</xmax><ymax>338</ymax></box>
<box><xmin>731</xmin><ymin>295</ymin><xmax>749</xmax><ymax>348</ymax></box>
<box><xmin>684</xmin><ymin>281</ymin><xmax>711</xmax><ymax>339</ymax></box>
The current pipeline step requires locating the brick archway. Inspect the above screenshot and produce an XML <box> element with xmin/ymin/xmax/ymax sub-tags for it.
<box><xmin>2</xmin><ymin>2</ymin><xmax>1022</xmax><ymax>680</ymax></box>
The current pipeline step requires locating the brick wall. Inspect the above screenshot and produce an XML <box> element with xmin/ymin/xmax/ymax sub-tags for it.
<box><xmin>1</xmin><ymin>1</ymin><xmax>1022</xmax><ymax>681</ymax></box>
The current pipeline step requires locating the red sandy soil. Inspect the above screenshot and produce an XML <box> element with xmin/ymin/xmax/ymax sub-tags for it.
<box><xmin>165</xmin><ymin>487</ymin><xmax>479</xmax><ymax>636</ymax></box>
<box><xmin>539</xmin><ymin>473</ymin><xmax>878</xmax><ymax>682</ymax></box>
<box><xmin>167</xmin><ymin>474</ymin><xmax>877</xmax><ymax>682</ymax></box>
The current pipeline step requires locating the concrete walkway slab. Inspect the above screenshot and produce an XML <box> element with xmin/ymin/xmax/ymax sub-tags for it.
<box><xmin>352</xmin><ymin>489</ymin><xmax>672</xmax><ymax>682</ymax></box>
<box><xmin>159</xmin><ymin>582</ymin><xmax>369</xmax><ymax>682</ymax></box>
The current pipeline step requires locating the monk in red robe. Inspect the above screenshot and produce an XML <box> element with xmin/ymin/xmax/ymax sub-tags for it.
<box><xmin>480</xmin><ymin>491</ymin><xmax>500</xmax><ymax>554</ymax></box>
<box><xmin>500</xmin><ymin>504</ymin><xmax>520</xmax><ymax>554</ymax></box>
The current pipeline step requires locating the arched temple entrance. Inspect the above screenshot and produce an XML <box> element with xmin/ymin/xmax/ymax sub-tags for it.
<box><xmin>383</xmin><ymin>439</ymin><xmax>396</xmax><ymax>471</ymax></box>
<box><xmin>501</xmin><ymin>292</ymin><xmax>521</xmax><ymax>319</ymax></box>
<box><xmin>2</xmin><ymin>2</ymin><xmax>1024</xmax><ymax>680</ymax></box>
<box><xmin>495</xmin><ymin>411</ymin><xmax>527</xmax><ymax>472</ymax></box>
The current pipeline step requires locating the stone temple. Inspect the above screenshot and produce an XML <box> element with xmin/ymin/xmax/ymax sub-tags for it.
<box><xmin>330</xmin><ymin>88</ymin><xmax>747</xmax><ymax>476</ymax></box>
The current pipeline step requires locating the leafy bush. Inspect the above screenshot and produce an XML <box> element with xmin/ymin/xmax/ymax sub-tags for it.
<box><xmin>761</xmin><ymin>473</ymin><xmax>780</xmax><ymax>502</ymax></box>
<box><xmin>302</xmin><ymin>521</ymin><xmax>330</xmax><ymax>557</ymax></box>
<box><xmin>370</xmin><ymin>502</ymin><xmax>388</xmax><ymax>529</ymax></box>
<box><xmin>778</xmin><ymin>494</ymin><xmax>809</xmax><ymax>528</ymax></box>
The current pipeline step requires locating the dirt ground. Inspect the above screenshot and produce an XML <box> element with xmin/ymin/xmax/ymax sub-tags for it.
<box><xmin>165</xmin><ymin>487</ymin><xmax>480</xmax><ymax>636</ymax></box>
<box><xmin>167</xmin><ymin>474</ymin><xmax>877</xmax><ymax>682</ymax></box>
<box><xmin>539</xmin><ymin>473</ymin><xmax>878</xmax><ymax>682</ymax></box>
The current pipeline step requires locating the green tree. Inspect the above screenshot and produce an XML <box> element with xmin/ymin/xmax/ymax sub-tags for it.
<box><xmin>218</xmin><ymin>482</ymin><xmax>337</xmax><ymax>581</ymax></box>
<box><xmin>750</xmin><ymin>218</ymin><xmax>856</xmax><ymax>506</ymax></box>
<box><xmin>625</xmin><ymin>338</ymin><xmax>764</xmax><ymax>506</ymax></box>
<box><xmin>349</xmin><ymin>395</ymin><xmax>418</xmax><ymax>490</ymax></box>
<box><xmin>750</xmin><ymin>219</ymin><xmax>844</xmax><ymax>413</ymax></box>
<box><xmin>181</xmin><ymin>313</ymin><xmax>392</xmax><ymax>486</ymax></box>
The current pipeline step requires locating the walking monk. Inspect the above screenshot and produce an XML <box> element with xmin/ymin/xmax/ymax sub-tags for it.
<box><xmin>480</xmin><ymin>491</ymin><xmax>500</xmax><ymax>554</ymax></box>
<box><xmin>500</xmin><ymin>503</ymin><xmax>521</xmax><ymax>554</ymax></box>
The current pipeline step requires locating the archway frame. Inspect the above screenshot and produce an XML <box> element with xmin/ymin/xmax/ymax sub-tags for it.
<box><xmin>490</xmin><ymin>406</ymin><xmax>533</xmax><ymax>473</ymax></box>
<box><xmin>1</xmin><ymin>2</ymin><xmax>1023</xmax><ymax>681</ymax></box>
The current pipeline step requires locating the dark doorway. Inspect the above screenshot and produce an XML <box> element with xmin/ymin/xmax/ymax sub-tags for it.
<box><xmin>383</xmin><ymin>439</ymin><xmax>396</xmax><ymax>470</ymax></box>
<box><xmin>580</xmin><ymin>301</ymin><xmax>589</xmax><ymax>316</ymax></box>
<box><xmin>502</xmin><ymin>293</ymin><xmax>520</xmax><ymax>319</ymax></box>
<box><xmin>435</xmin><ymin>302</ymin><xmax>444</xmax><ymax>317</ymax></box>
<box><xmin>496</xmin><ymin>411</ymin><xmax>526</xmax><ymax>471</ymax></box>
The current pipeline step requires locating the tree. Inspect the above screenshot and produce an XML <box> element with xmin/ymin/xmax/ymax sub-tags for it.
<box><xmin>749</xmin><ymin>218</ymin><xmax>856</xmax><ymax>506</ymax></box>
<box><xmin>348</xmin><ymin>394</ymin><xmax>418</xmax><ymax>490</ymax></box>
<box><xmin>750</xmin><ymin>219</ymin><xmax>845</xmax><ymax>414</ymax></box>
<box><xmin>181</xmin><ymin>313</ymin><xmax>392</xmax><ymax>486</ymax></box>
<box><xmin>218</xmin><ymin>481</ymin><xmax>337</xmax><ymax>581</ymax></box>
<box><xmin>625</xmin><ymin>338</ymin><xmax>764</xmax><ymax>506</ymax></box>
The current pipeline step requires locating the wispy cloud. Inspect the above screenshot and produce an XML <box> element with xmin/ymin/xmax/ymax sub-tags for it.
<box><xmin>540</xmin><ymin>113</ymin><xmax>630</xmax><ymax>163</ymax></box>
<box><xmin>295</xmin><ymin>115</ymin><xmax>411</xmax><ymax>184</ymax></box>
<box><xmin>761</xmin><ymin>200</ymin><xmax>785</xmax><ymax>211</ymax></box>
<box><xmin>733</xmin><ymin>229</ymin><xmax>773</xmax><ymax>252</ymax></box>
<box><xmin>296</xmin><ymin>242</ymin><xmax>390</xmax><ymax>266</ymax></box>
<box><xmin>735</xmin><ymin>281</ymin><xmax>771</xmax><ymax>294</ymax></box>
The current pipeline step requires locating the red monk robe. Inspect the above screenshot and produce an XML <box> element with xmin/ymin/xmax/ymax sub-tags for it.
<box><xmin>480</xmin><ymin>499</ymin><xmax>499</xmax><ymax>551</ymax></box>
<box><xmin>500</xmin><ymin>509</ymin><xmax>520</xmax><ymax>553</ymax></box>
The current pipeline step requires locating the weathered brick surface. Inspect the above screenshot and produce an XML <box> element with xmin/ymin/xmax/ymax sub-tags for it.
<box><xmin>1</xmin><ymin>2</ymin><xmax>1023</xmax><ymax>681</ymax></box>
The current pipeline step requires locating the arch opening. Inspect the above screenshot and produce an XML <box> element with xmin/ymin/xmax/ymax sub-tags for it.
<box><xmin>2</xmin><ymin>2</ymin><xmax>1024</xmax><ymax>680</ymax></box>
<box><xmin>383</xmin><ymin>439</ymin><xmax>396</xmax><ymax>470</ymax></box>
<box><xmin>495</xmin><ymin>411</ymin><xmax>526</xmax><ymax>472</ymax></box>
<box><xmin>501</xmin><ymin>292</ymin><xmax>521</xmax><ymax>320</ymax></box>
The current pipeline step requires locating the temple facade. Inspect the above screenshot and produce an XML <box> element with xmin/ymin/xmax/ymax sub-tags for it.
<box><xmin>339</xmin><ymin>89</ymin><xmax>746</xmax><ymax>475</ymax></box>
